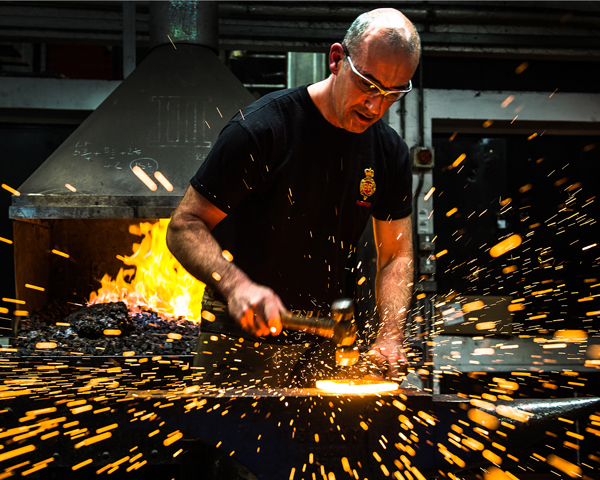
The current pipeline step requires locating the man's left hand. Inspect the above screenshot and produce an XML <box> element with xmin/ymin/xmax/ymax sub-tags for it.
<box><xmin>367</xmin><ymin>338</ymin><xmax>409</xmax><ymax>381</ymax></box>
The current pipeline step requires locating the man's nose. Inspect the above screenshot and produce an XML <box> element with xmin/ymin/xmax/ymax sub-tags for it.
<box><xmin>365</xmin><ymin>94</ymin><xmax>385</xmax><ymax>116</ymax></box>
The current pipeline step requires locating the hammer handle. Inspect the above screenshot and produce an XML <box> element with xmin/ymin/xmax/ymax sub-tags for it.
<box><xmin>280</xmin><ymin>312</ymin><xmax>336</xmax><ymax>339</ymax></box>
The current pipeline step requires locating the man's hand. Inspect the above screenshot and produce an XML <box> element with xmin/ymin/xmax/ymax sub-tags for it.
<box><xmin>226</xmin><ymin>281</ymin><xmax>285</xmax><ymax>337</ymax></box>
<box><xmin>367</xmin><ymin>338</ymin><xmax>409</xmax><ymax>381</ymax></box>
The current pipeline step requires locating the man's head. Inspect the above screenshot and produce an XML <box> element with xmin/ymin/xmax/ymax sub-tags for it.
<box><xmin>327</xmin><ymin>8</ymin><xmax>420</xmax><ymax>133</ymax></box>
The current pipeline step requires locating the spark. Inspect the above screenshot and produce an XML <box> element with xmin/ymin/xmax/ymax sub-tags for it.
<box><xmin>423</xmin><ymin>187</ymin><xmax>435</xmax><ymax>201</ymax></box>
<box><xmin>222</xmin><ymin>250</ymin><xmax>234</xmax><ymax>262</ymax></box>
<box><xmin>582</xmin><ymin>243</ymin><xmax>597</xmax><ymax>251</ymax></box>
<box><xmin>483</xmin><ymin>120</ymin><xmax>494</xmax><ymax>128</ymax></box>
<box><xmin>549</xmin><ymin>88</ymin><xmax>558</xmax><ymax>98</ymax></box>
<box><xmin>490</xmin><ymin>234</ymin><xmax>522</xmax><ymax>258</ymax></box>
<box><xmin>132</xmin><ymin>166</ymin><xmax>158</xmax><ymax>191</ymax></box>
<box><xmin>449</xmin><ymin>132</ymin><xmax>458</xmax><ymax>141</ymax></box>
<box><xmin>511</xmin><ymin>115</ymin><xmax>518</xmax><ymax>123</ymax></box>
<box><xmin>446</xmin><ymin>208</ymin><xmax>458</xmax><ymax>217</ymax></box>
<box><xmin>153</xmin><ymin>171</ymin><xmax>174</xmax><ymax>192</ymax></box>
<box><xmin>452</xmin><ymin>154</ymin><xmax>466</xmax><ymax>168</ymax></box>
<box><xmin>103</xmin><ymin>329</ymin><xmax>121</xmax><ymax>336</ymax></box>
<box><xmin>2</xmin><ymin>297</ymin><xmax>25</xmax><ymax>304</ymax></box>
<box><xmin>51</xmin><ymin>249</ymin><xmax>70</xmax><ymax>258</ymax></box>
<box><xmin>216</xmin><ymin>107</ymin><xmax>223</xmax><ymax>118</ymax></box>
<box><xmin>25</xmin><ymin>284</ymin><xmax>45</xmax><ymax>291</ymax></box>
<box><xmin>501</xmin><ymin>95</ymin><xmax>514</xmax><ymax>108</ymax></box>
<box><xmin>435</xmin><ymin>249</ymin><xmax>448</xmax><ymax>258</ymax></box>
<box><xmin>1</xmin><ymin>184</ymin><xmax>20</xmax><ymax>196</ymax></box>
<box><xmin>65</xmin><ymin>183</ymin><xmax>77</xmax><ymax>192</ymax></box>
<box><xmin>212</xmin><ymin>272</ymin><xmax>221</xmax><ymax>281</ymax></box>
<box><xmin>167</xmin><ymin>35</ymin><xmax>177</xmax><ymax>49</ymax></box>
<box><xmin>0</xmin><ymin>237</ymin><xmax>12</xmax><ymax>244</ymax></box>
<box><xmin>547</xmin><ymin>454</ymin><xmax>581</xmax><ymax>478</ymax></box>
<box><xmin>515</xmin><ymin>62</ymin><xmax>528</xmax><ymax>74</ymax></box>
<box><xmin>0</xmin><ymin>444</ymin><xmax>36</xmax><ymax>462</ymax></box>
<box><xmin>527</xmin><ymin>133</ymin><xmax>538</xmax><ymax>141</ymax></box>
<box><xmin>543</xmin><ymin>343</ymin><xmax>567</xmax><ymax>349</ymax></box>
<box><xmin>201</xmin><ymin>311</ymin><xmax>215</xmax><ymax>322</ymax></box>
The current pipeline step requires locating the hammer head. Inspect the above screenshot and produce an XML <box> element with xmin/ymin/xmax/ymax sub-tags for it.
<box><xmin>336</xmin><ymin>345</ymin><xmax>359</xmax><ymax>366</ymax></box>
<box><xmin>331</xmin><ymin>299</ymin><xmax>358</xmax><ymax>366</ymax></box>
<box><xmin>331</xmin><ymin>298</ymin><xmax>354</xmax><ymax>323</ymax></box>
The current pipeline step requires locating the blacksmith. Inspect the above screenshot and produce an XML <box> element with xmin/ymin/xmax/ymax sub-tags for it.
<box><xmin>166</xmin><ymin>8</ymin><xmax>420</xmax><ymax>387</ymax></box>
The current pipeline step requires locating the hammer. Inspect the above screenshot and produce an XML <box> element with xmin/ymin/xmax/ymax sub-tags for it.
<box><xmin>280</xmin><ymin>298</ymin><xmax>359</xmax><ymax>366</ymax></box>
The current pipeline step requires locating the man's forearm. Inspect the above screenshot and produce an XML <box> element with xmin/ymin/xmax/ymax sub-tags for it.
<box><xmin>166</xmin><ymin>216</ymin><xmax>249</xmax><ymax>300</ymax></box>
<box><xmin>375</xmin><ymin>255</ymin><xmax>414</xmax><ymax>341</ymax></box>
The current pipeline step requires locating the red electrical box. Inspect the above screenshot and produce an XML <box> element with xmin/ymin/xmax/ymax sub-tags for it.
<box><xmin>411</xmin><ymin>146</ymin><xmax>435</xmax><ymax>168</ymax></box>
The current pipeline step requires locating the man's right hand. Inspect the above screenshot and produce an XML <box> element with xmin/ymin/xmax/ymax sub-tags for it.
<box><xmin>226</xmin><ymin>281</ymin><xmax>285</xmax><ymax>337</ymax></box>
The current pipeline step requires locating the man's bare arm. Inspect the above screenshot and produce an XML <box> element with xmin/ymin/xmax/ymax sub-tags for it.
<box><xmin>369</xmin><ymin>215</ymin><xmax>414</xmax><ymax>378</ymax></box>
<box><xmin>166</xmin><ymin>185</ymin><xmax>284</xmax><ymax>337</ymax></box>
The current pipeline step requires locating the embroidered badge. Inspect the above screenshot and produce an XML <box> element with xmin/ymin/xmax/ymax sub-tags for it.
<box><xmin>359</xmin><ymin>167</ymin><xmax>376</xmax><ymax>200</ymax></box>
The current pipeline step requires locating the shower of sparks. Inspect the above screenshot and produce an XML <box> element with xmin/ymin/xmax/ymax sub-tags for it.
<box><xmin>132</xmin><ymin>166</ymin><xmax>158</xmax><ymax>191</ymax></box>
<box><xmin>153</xmin><ymin>171</ymin><xmax>174</xmax><ymax>192</ymax></box>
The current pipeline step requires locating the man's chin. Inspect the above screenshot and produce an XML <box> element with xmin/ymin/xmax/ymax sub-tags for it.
<box><xmin>345</xmin><ymin>117</ymin><xmax>373</xmax><ymax>133</ymax></box>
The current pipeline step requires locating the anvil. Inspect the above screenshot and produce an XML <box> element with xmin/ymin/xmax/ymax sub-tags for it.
<box><xmin>0</xmin><ymin>359</ymin><xmax>597</xmax><ymax>480</ymax></box>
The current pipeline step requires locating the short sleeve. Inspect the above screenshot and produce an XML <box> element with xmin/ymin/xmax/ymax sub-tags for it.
<box><xmin>371</xmin><ymin>143</ymin><xmax>413</xmax><ymax>221</ymax></box>
<box><xmin>190</xmin><ymin>122</ymin><xmax>265</xmax><ymax>213</ymax></box>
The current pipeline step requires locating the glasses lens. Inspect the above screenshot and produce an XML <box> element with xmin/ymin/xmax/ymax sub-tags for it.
<box><xmin>384</xmin><ymin>92</ymin><xmax>403</xmax><ymax>103</ymax></box>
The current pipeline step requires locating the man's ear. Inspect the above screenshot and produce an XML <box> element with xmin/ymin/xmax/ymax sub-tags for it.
<box><xmin>329</xmin><ymin>43</ymin><xmax>345</xmax><ymax>76</ymax></box>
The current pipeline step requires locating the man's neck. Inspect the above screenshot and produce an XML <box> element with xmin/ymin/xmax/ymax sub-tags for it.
<box><xmin>307</xmin><ymin>79</ymin><xmax>342</xmax><ymax>129</ymax></box>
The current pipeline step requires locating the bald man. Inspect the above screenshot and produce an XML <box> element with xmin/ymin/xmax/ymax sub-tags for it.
<box><xmin>167</xmin><ymin>8</ymin><xmax>420</xmax><ymax>387</ymax></box>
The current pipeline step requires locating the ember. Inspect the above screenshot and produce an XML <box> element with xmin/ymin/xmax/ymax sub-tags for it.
<box><xmin>11</xmin><ymin>302</ymin><xmax>199</xmax><ymax>357</ymax></box>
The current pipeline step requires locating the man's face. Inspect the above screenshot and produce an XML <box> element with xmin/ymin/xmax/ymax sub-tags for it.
<box><xmin>331</xmin><ymin>34</ymin><xmax>419</xmax><ymax>133</ymax></box>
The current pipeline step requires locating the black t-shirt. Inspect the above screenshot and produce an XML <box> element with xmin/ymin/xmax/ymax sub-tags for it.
<box><xmin>191</xmin><ymin>86</ymin><xmax>412</xmax><ymax>312</ymax></box>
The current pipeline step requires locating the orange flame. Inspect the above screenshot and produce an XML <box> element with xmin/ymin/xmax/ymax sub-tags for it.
<box><xmin>89</xmin><ymin>219</ymin><xmax>205</xmax><ymax>322</ymax></box>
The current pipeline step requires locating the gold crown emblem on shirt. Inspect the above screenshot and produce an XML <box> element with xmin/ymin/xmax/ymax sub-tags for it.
<box><xmin>359</xmin><ymin>168</ymin><xmax>376</xmax><ymax>200</ymax></box>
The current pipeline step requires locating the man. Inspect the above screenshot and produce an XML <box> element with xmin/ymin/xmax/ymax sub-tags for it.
<box><xmin>166</xmin><ymin>8</ymin><xmax>420</xmax><ymax>387</ymax></box>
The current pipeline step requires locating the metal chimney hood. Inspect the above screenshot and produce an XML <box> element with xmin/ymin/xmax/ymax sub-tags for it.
<box><xmin>9</xmin><ymin>1</ymin><xmax>255</xmax><ymax>220</ymax></box>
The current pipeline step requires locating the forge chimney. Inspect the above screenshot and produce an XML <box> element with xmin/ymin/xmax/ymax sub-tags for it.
<box><xmin>9</xmin><ymin>1</ymin><xmax>254</xmax><ymax>310</ymax></box>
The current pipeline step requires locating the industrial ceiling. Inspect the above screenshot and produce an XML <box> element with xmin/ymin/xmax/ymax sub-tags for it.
<box><xmin>0</xmin><ymin>1</ymin><xmax>599</xmax><ymax>61</ymax></box>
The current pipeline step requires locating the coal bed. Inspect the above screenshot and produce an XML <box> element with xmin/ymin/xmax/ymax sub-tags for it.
<box><xmin>8</xmin><ymin>302</ymin><xmax>199</xmax><ymax>357</ymax></box>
